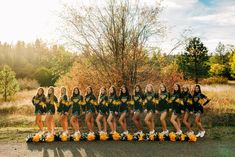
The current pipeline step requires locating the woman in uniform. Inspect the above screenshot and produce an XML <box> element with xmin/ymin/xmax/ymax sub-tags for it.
<box><xmin>32</xmin><ymin>87</ymin><xmax>46</xmax><ymax>135</ymax></box>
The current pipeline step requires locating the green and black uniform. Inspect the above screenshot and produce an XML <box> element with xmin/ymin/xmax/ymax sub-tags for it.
<box><xmin>84</xmin><ymin>94</ymin><xmax>97</xmax><ymax>113</ymax></box>
<box><xmin>70</xmin><ymin>94</ymin><xmax>84</xmax><ymax>117</ymax></box>
<box><xmin>108</xmin><ymin>94</ymin><xmax>120</xmax><ymax>114</ymax></box>
<box><xmin>193</xmin><ymin>92</ymin><xmax>210</xmax><ymax>114</ymax></box>
<box><xmin>46</xmin><ymin>95</ymin><xmax>58</xmax><ymax>115</ymax></box>
<box><xmin>181</xmin><ymin>92</ymin><xmax>193</xmax><ymax>112</ymax></box>
<box><xmin>157</xmin><ymin>91</ymin><xmax>170</xmax><ymax>113</ymax></box>
<box><xmin>32</xmin><ymin>94</ymin><xmax>46</xmax><ymax>114</ymax></box>
<box><xmin>143</xmin><ymin>92</ymin><xmax>158</xmax><ymax>112</ymax></box>
<box><xmin>98</xmin><ymin>94</ymin><xmax>109</xmax><ymax>115</ymax></box>
<box><xmin>119</xmin><ymin>94</ymin><xmax>131</xmax><ymax>113</ymax></box>
<box><xmin>57</xmin><ymin>95</ymin><xmax>70</xmax><ymax>115</ymax></box>
<box><xmin>170</xmin><ymin>92</ymin><xmax>183</xmax><ymax>115</ymax></box>
<box><xmin>131</xmin><ymin>92</ymin><xmax>144</xmax><ymax>112</ymax></box>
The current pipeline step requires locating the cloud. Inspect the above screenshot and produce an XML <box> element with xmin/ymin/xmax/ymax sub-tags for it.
<box><xmin>160</xmin><ymin>0</ymin><xmax>235</xmax><ymax>53</ymax></box>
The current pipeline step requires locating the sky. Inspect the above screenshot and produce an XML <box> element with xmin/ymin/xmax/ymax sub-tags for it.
<box><xmin>0</xmin><ymin>0</ymin><xmax>234</xmax><ymax>53</ymax></box>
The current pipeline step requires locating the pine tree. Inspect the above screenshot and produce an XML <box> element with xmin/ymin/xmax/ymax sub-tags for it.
<box><xmin>177</xmin><ymin>37</ymin><xmax>209</xmax><ymax>83</ymax></box>
<box><xmin>0</xmin><ymin>65</ymin><xmax>19</xmax><ymax>101</ymax></box>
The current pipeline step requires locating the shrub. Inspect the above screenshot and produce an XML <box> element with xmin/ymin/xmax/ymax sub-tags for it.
<box><xmin>18</xmin><ymin>78</ymin><xmax>40</xmax><ymax>90</ymax></box>
<box><xmin>201</xmin><ymin>76</ymin><xmax>228</xmax><ymax>85</ymax></box>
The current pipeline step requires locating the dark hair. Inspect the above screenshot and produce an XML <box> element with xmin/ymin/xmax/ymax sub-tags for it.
<box><xmin>109</xmin><ymin>85</ymin><xmax>116</xmax><ymax>96</ymax></box>
<box><xmin>120</xmin><ymin>85</ymin><xmax>129</xmax><ymax>97</ymax></box>
<box><xmin>72</xmin><ymin>87</ymin><xmax>80</xmax><ymax>97</ymax></box>
<box><xmin>86</xmin><ymin>86</ymin><xmax>93</xmax><ymax>95</ymax></box>
<box><xmin>193</xmin><ymin>84</ymin><xmax>201</xmax><ymax>95</ymax></box>
<box><xmin>173</xmin><ymin>84</ymin><xmax>181</xmax><ymax>94</ymax></box>
<box><xmin>134</xmin><ymin>85</ymin><xmax>143</xmax><ymax>95</ymax></box>
<box><xmin>159</xmin><ymin>83</ymin><xmax>167</xmax><ymax>94</ymax></box>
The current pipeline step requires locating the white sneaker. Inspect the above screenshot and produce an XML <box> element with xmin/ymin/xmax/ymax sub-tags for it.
<box><xmin>196</xmin><ymin>132</ymin><xmax>201</xmax><ymax>137</ymax></box>
<box><xmin>123</xmin><ymin>131</ymin><xmax>129</xmax><ymax>135</ymax></box>
<box><xmin>176</xmin><ymin>130</ymin><xmax>182</xmax><ymax>135</ymax></box>
<box><xmin>200</xmin><ymin>131</ymin><xmax>205</xmax><ymax>137</ymax></box>
<box><xmin>149</xmin><ymin>130</ymin><xmax>155</xmax><ymax>134</ymax></box>
<box><xmin>187</xmin><ymin>131</ymin><xmax>194</xmax><ymax>136</ymax></box>
<box><xmin>162</xmin><ymin>130</ymin><xmax>169</xmax><ymax>136</ymax></box>
<box><xmin>38</xmin><ymin>131</ymin><xmax>45</xmax><ymax>135</ymax></box>
<box><xmin>89</xmin><ymin>132</ymin><xmax>95</xmax><ymax>135</ymax></box>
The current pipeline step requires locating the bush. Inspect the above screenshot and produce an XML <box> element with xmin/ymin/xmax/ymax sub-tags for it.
<box><xmin>201</xmin><ymin>76</ymin><xmax>228</xmax><ymax>85</ymax></box>
<box><xmin>18</xmin><ymin>78</ymin><xmax>40</xmax><ymax>90</ymax></box>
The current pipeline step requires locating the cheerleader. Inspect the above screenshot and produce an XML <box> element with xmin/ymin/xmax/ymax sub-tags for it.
<box><xmin>96</xmin><ymin>87</ymin><xmax>109</xmax><ymax>134</ymax></box>
<box><xmin>32</xmin><ymin>87</ymin><xmax>46</xmax><ymax>135</ymax></box>
<box><xmin>107</xmin><ymin>86</ymin><xmax>119</xmax><ymax>134</ymax></box>
<box><xmin>70</xmin><ymin>87</ymin><xmax>84</xmax><ymax>136</ymax></box>
<box><xmin>170</xmin><ymin>84</ymin><xmax>183</xmax><ymax>135</ymax></box>
<box><xmin>84</xmin><ymin>86</ymin><xmax>97</xmax><ymax>134</ymax></box>
<box><xmin>118</xmin><ymin>85</ymin><xmax>131</xmax><ymax>135</ymax></box>
<box><xmin>181</xmin><ymin>85</ymin><xmax>194</xmax><ymax>135</ymax></box>
<box><xmin>193</xmin><ymin>85</ymin><xmax>210</xmax><ymax>137</ymax></box>
<box><xmin>57</xmin><ymin>87</ymin><xmax>70</xmax><ymax>136</ymax></box>
<box><xmin>157</xmin><ymin>84</ymin><xmax>170</xmax><ymax>135</ymax></box>
<box><xmin>144</xmin><ymin>84</ymin><xmax>158</xmax><ymax>134</ymax></box>
<box><xmin>45</xmin><ymin>87</ymin><xmax>58</xmax><ymax>135</ymax></box>
<box><xmin>131</xmin><ymin>85</ymin><xmax>144</xmax><ymax>135</ymax></box>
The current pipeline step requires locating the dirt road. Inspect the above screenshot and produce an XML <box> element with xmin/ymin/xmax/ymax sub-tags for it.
<box><xmin>0</xmin><ymin>139</ymin><xmax>234</xmax><ymax>157</ymax></box>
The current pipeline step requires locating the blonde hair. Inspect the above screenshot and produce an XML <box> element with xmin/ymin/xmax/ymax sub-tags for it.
<box><xmin>145</xmin><ymin>84</ymin><xmax>155</xmax><ymax>93</ymax></box>
<box><xmin>98</xmin><ymin>87</ymin><xmax>106</xmax><ymax>104</ymax></box>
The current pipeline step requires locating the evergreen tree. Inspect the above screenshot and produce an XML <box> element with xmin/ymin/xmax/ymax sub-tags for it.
<box><xmin>177</xmin><ymin>37</ymin><xmax>209</xmax><ymax>83</ymax></box>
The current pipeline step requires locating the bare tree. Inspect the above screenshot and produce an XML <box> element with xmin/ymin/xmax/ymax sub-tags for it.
<box><xmin>60</xmin><ymin>0</ymin><xmax>164</xmax><ymax>89</ymax></box>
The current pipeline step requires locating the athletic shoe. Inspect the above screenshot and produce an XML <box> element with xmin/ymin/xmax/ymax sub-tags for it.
<box><xmin>149</xmin><ymin>130</ymin><xmax>155</xmax><ymax>134</ymax></box>
<box><xmin>196</xmin><ymin>132</ymin><xmax>201</xmax><ymax>137</ymax></box>
<box><xmin>176</xmin><ymin>130</ymin><xmax>182</xmax><ymax>135</ymax></box>
<box><xmin>200</xmin><ymin>131</ymin><xmax>205</xmax><ymax>137</ymax></box>
<box><xmin>162</xmin><ymin>130</ymin><xmax>169</xmax><ymax>136</ymax></box>
<box><xmin>123</xmin><ymin>131</ymin><xmax>129</xmax><ymax>135</ymax></box>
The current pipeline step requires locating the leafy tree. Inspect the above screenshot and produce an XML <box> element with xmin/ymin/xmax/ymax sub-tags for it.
<box><xmin>209</xmin><ymin>64</ymin><xmax>226</xmax><ymax>76</ymax></box>
<box><xmin>229</xmin><ymin>51</ymin><xmax>235</xmax><ymax>78</ymax></box>
<box><xmin>0</xmin><ymin>65</ymin><xmax>19</xmax><ymax>101</ymax></box>
<box><xmin>34</xmin><ymin>67</ymin><xmax>54</xmax><ymax>86</ymax></box>
<box><xmin>209</xmin><ymin>42</ymin><xmax>231</xmax><ymax>78</ymax></box>
<box><xmin>177</xmin><ymin>37</ymin><xmax>209</xmax><ymax>83</ymax></box>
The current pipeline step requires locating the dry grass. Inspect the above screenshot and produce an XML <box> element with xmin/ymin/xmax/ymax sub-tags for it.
<box><xmin>0</xmin><ymin>85</ymin><xmax>234</xmax><ymax>128</ymax></box>
<box><xmin>202</xmin><ymin>85</ymin><xmax>235</xmax><ymax>113</ymax></box>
